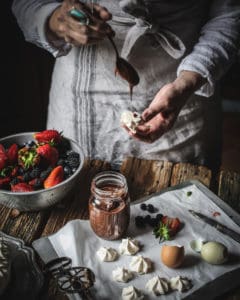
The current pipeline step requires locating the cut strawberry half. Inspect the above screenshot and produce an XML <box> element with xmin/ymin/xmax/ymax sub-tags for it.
<box><xmin>34</xmin><ymin>130</ymin><xmax>62</xmax><ymax>145</ymax></box>
<box><xmin>11</xmin><ymin>182</ymin><xmax>34</xmax><ymax>192</ymax></box>
<box><xmin>44</xmin><ymin>166</ymin><xmax>64</xmax><ymax>189</ymax></box>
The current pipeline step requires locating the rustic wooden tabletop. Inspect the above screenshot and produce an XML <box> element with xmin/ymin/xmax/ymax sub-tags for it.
<box><xmin>0</xmin><ymin>157</ymin><xmax>240</xmax><ymax>300</ymax></box>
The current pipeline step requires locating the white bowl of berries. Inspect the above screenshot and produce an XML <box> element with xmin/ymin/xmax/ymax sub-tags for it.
<box><xmin>0</xmin><ymin>130</ymin><xmax>84</xmax><ymax>211</ymax></box>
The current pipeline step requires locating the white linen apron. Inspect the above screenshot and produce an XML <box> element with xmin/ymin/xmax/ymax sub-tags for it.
<box><xmin>47</xmin><ymin>0</ymin><xmax>221</xmax><ymax>169</ymax></box>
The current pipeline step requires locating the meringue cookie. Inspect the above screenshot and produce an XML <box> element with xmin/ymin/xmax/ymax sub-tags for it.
<box><xmin>122</xmin><ymin>285</ymin><xmax>144</xmax><ymax>300</ymax></box>
<box><xmin>146</xmin><ymin>276</ymin><xmax>170</xmax><ymax>295</ymax></box>
<box><xmin>96</xmin><ymin>247</ymin><xmax>118</xmax><ymax>262</ymax></box>
<box><xmin>119</xmin><ymin>238</ymin><xmax>140</xmax><ymax>255</ymax></box>
<box><xmin>0</xmin><ymin>239</ymin><xmax>11</xmax><ymax>295</ymax></box>
<box><xmin>130</xmin><ymin>255</ymin><xmax>152</xmax><ymax>274</ymax></box>
<box><xmin>120</xmin><ymin>111</ymin><xmax>142</xmax><ymax>134</ymax></box>
<box><xmin>170</xmin><ymin>276</ymin><xmax>193</xmax><ymax>292</ymax></box>
<box><xmin>112</xmin><ymin>267</ymin><xmax>133</xmax><ymax>283</ymax></box>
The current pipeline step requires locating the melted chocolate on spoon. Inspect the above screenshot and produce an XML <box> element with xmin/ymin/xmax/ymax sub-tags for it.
<box><xmin>108</xmin><ymin>36</ymin><xmax>140</xmax><ymax>100</ymax></box>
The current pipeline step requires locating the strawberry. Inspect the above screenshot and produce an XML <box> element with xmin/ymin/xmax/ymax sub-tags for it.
<box><xmin>37</xmin><ymin>144</ymin><xmax>59</xmax><ymax>166</ymax></box>
<box><xmin>18</xmin><ymin>147</ymin><xmax>40</xmax><ymax>169</ymax></box>
<box><xmin>0</xmin><ymin>144</ymin><xmax>8</xmax><ymax>171</ymax></box>
<box><xmin>0</xmin><ymin>177</ymin><xmax>11</xmax><ymax>189</ymax></box>
<box><xmin>161</xmin><ymin>216</ymin><xmax>181</xmax><ymax>235</ymax></box>
<box><xmin>44</xmin><ymin>166</ymin><xmax>64</xmax><ymax>189</ymax></box>
<box><xmin>170</xmin><ymin>218</ymin><xmax>181</xmax><ymax>233</ymax></box>
<box><xmin>34</xmin><ymin>130</ymin><xmax>62</xmax><ymax>145</ymax></box>
<box><xmin>11</xmin><ymin>182</ymin><xmax>34</xmax><ymax>192</ymax></box>
<box><xmin>11</xmin><ymin>166</ymin><xmax>19</xmax><ymax>177</ymax></box>
<box><xmin>7</xmin><ymin>143</ymin><xmax>18</xmax><ymax>164</ymax></box>
<box><xmin>0</xmin><ymin>144</ymin><xmax>6</xmax><ymax>155</ymax></box>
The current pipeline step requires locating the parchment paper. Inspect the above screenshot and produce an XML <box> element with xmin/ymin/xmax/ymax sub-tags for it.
<box><xmin>33</xmin><ymin>181</ymin><xmax>240</xmax><ymax>300</ymax></box>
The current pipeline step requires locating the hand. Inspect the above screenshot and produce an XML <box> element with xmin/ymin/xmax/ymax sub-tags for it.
<box><xmin>125</xmin><ymin>71</ymin><xmax>206</xmax><ymax>143</ymax></box>
<box><xmin>47</xmin><ymin>0</ymin><xmax>114</xmax><ymax>46</ymax></box>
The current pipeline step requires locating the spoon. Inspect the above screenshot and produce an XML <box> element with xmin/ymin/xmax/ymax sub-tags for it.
<box><xmin>108</xmin><ymin>35</ymin><xmax>140</xmax><ymax>100</ymax></box>
<box><xmin>69</xmin><ymin>7</ymin><xmax>140</xmax><ymax>100</ymax></box>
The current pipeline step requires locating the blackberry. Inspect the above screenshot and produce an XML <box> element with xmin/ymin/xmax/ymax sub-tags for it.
<box><xmin>147</xmin><ymin>204</ymin><xmax>155</xmax><ymax>213</ymax></box>
<box><xmin>33</xmin><ymin>178</ymin><xmax>43</xmax><ymax>189</ymax></box>
<box><xmin>10</xmin><ymin>177</ymin><xmax>20</xmax><ymax>185</ymax></box>
<box><xmin>30</xmin><ymin>167</ymin><xmax>41</xmax><ymax>179</ymax></box>
<box><xmin>156</xmin><ymin>214</ymin><xmax>163</xmax><ymax>221</ymax></box>
<box><xmin>67</xmin><ymin>151</ymin><xmax>80</xmax><ymax>159</ymax></box>
<box><xmin>140</xmin><ymin>203</ymin><xmax>147</xmax><ymax>211</ymax></box>
<box><xmin>23</xmin><ymin>172</ymin><xmax>32</xmax><ymax>182</ymax></box>
<box><xmin>40</xmin><ymin>169</ymin><xmax>51</xmax><ymax>180</ymax></box>
<box><xmin>148</xmin><ymin>217</ymin><xmax>159</xmax><ymax>228</ymax></box>
<box><xmin>135</xmin><ymin>216</ymin><xmax>145</xmax><ymax>228</ymax></box>
<box><xmin>144</xmin><ymin>214</ymin><xmax>151</xmax><ymax>225</ymax></box>
<box><xmin>66</xmin><ymin>157</ymin><xmax>79</xmax><ymax>168</ymax></box>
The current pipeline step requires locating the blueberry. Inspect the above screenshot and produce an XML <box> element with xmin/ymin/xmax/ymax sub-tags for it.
<box><xmin>72</xmin><ymin>167</ymin><xmax>77</xmax><ymax>173</ymax></box>
<box><xmin>140</xmin><ymin>203</ymin><xmax>147</xmax><ymax>211</ymax></box>
<box><xmin>25</xmin><ymin>140</ymin><xmax>36</xmax><ymax>148</ymax></box>
<box><xmin>57</xmin><ymin>159</ymin><xmax>65</xmax><ymax>167</ymax></box>
<box><xmin>147</xmin><ymin>204</ymin><xmax>155</xmax><ymax>213</ymax></box>
<box><xmin>64</xmin><ymin>165</ymin><xmax>72</xmax><ymax>176</ymax></box>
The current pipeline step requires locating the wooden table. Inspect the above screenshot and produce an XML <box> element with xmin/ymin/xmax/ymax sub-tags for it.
<box><xmin>0</xmin><ymin>157</ymin><xmax>240</xmax><ymax>299</ymax></box>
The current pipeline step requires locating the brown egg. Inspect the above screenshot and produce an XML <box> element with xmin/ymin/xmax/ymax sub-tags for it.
<box><xmin>161</xmin><ymin>245</ymin><xmax>185</xmax><ymax>268</ymax></box>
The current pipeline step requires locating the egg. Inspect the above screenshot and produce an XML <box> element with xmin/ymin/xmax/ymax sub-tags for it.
<box><xmin>161</xmin><ymin>245</ymin><xmax>185</xmax><ymax>268</ymax></box>
<box><xmin>190</xmin><ymin>239</ymin><xmax>205</xmax><ymax>253</ymax></box>
<box><xmin>201</xmin><ymin>241</ymin><xmax>228</xmax><ymax>265</ymax></box>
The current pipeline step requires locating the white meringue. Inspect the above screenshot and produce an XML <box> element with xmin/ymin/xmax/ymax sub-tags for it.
<box><xmin>130</xmin><ymin>255</ymin><xmax>152</xmax><ymax>274</ymax></box>
<box><xmin>146</xmin><ymin>276</ymin><xmax>170</xmax><ymax>295</ymax></box>
<box><xmin>112</xmin><ymin>267</ymin><xmax>133</xmax><ymax>283</ymax></box>
<box><xmin>0</xmin><ymin>239</ymin><xmax>10</xmax><ymax>295</ymax></box>
<box><xmin>170</xmin><ymin>276</ymin><xmax>193</xmax><ymax>292</ymax></box>
<box><xmin>120</xmin><ymin>111</ymin><xmax>142</xmax><ymax>134</ymax></box>
<box><xmin>122</xmin><ymin>285</ymin><xmax>144</xmax><ymax>300</ymax></box>
<box><xmin>119</xmin><ymin>238</ymin><xmax>140</xmax><ymax>255</ymax></box>
<box><xmin>96</xmin><ymin>247</ymin><xmax>118</xmax><ymax>262</ymax></box>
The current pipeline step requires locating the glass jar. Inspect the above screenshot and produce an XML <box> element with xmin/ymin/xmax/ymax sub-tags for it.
<box><xmin>89</xmin><ymin>171</ymin><xmax>130</xmax><ymax>240</ymax></box>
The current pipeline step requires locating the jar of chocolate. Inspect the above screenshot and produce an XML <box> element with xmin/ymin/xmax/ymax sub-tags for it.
<box><xmin>89</xmin><ymin>171</ymin><xmax>130</xmax><ymax>240</ymax></box>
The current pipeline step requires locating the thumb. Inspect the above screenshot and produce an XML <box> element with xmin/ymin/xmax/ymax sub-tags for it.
<box><xmin>141</xmin><ymin>106</ymin><xmax>162</xmax><ymax>122</ymax></box>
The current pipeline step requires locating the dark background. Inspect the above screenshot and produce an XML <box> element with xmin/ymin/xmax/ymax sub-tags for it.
<box><xmin>2</xmin><ymin>1</ymin><xmax>240</xmax><ymax>171</ymax></box>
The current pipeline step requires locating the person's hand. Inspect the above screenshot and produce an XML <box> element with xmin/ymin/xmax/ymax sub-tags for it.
<box><xmin>47</xmin><ymin>0</ymin><xmax>114</xmax><ymax>46</ymax></box>
<box><xmin>124</xmin><ymin>71</ymin><xmax>206</xmax><ymax>143</ymax></box>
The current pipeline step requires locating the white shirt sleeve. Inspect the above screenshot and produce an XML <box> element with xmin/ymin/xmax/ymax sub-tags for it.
<box><xmin>177</xmin><ymin>0</ymin><xmax>240</xmax><ymax>97</ymax></box>
<box><xmin>12</xmin><ymin>0</ymin><xmax>72</xmax><ymax>57</ymax></box>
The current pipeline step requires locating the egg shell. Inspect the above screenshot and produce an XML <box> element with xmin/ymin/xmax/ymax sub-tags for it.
<box><xmin>161</xmin><ymin>245</ymin><xmax>185</xmax><ymax>268</ymax></box>
<box><xmin>201</xmin><ymin>241</ymin><xmax>228</xmax><ymax>265</ymax></box>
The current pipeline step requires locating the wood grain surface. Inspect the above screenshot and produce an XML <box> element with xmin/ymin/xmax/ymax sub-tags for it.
<box><xmin>0</xmin><ymin>158</ymin><xmax>239</xmax><ymax>300</ymax></box>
